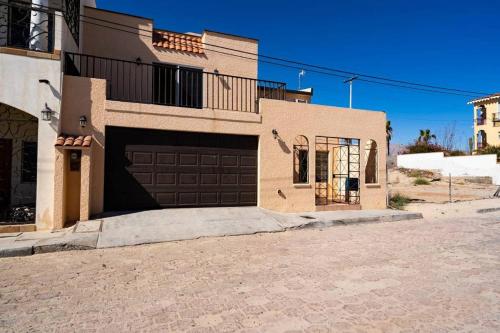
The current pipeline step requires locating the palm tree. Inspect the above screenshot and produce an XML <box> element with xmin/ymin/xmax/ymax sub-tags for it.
<box><xmin>386</xmin><ymin>120</ymin><xmax>393</xmax><ymax>155</ymax></box>
<box><xmin>418</xmin><ymin>129</ymin><xmax>436</xmax><ymax>144</ymax></box>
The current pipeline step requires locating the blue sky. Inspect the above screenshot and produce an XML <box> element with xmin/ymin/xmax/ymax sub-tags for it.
<box><xmin>97</xmin><ymin>0</ymin><xmax>500</xmax><ymax>149</ymax></box>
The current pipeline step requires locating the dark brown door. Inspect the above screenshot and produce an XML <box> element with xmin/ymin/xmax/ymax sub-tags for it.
<box><xmin>0</xmin><ymin>139</ymin><xmax>12</xmax><ymax>212</ymax></box>
<box><xmin>104</xmin><ymin>127</ymin><xmax>258</xmax><ymax>211</ymax></box>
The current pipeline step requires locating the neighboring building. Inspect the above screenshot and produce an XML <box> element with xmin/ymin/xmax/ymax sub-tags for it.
<box><xmin>469</xmin><ymin>93</ymin><xmax>500</xmax><ymax>150</ymax></box>
<box><xmin>0</xmin><ymin>0</ymin><xmax>95</xmax><ymax>229</ymax></box>
<box><xmin>2</xmin><ymin>3</ymin><xmax>387</xmax><ymax>230</ymax></box>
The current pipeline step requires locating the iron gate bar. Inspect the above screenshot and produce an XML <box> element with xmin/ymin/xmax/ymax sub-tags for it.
<box><xmin>315</xmin><ymin>136</ymin><xmax>360</xmax><ymax>206</ymax></box>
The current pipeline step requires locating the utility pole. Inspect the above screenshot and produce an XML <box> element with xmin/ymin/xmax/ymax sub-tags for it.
<box><xmin>343</xmin><ymin>76</ymin><xmax>358</xmax><ymax>109</ymax></box>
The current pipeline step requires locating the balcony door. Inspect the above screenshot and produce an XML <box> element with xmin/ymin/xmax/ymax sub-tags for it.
<box><xmin>153</xmin><ymin>63</ymin><xmax>203</xmax><ymax>109</ymax></box>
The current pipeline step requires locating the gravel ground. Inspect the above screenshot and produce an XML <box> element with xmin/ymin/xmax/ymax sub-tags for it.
<box><xmin>0</xmin><ymin>201</ymin><xmax>499</xmax><ymax>332</ymax></box>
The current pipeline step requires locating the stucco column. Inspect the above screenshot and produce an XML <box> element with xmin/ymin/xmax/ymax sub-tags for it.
<box><xmin>52</xmin><ymin>148</ymin><xmax>66</xmax><ymax>230</ymax></box>
<box><xmin>79</xmin><ymin>148</ymin><xmax>92</xmax><ymax>221</ymax></box>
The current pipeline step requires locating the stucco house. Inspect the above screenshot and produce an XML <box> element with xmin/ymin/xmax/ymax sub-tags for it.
<box><xmin>469</xmin><ymin>93</ymin><xmax>500</xmax><ymax>150</ymax></box>
<box><xmin>1</xmin><ymin>2</ymin><xmax>387</xmax><ymax>231</ymax></box>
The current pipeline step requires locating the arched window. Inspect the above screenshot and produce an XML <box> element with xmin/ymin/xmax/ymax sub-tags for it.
<box><xmin>477</xmin><ymin>130</ymin><xmax>487</xmax><ymax>149</ymax></box>
<box><xmin>293</xmin><ymin>135</ymin><xmax>309</xmax><ymax>184</ymax></box>
<box><xmin>365</xmin><ymin>140</ymin><xmax>378</xmax><ymax>184</ymax></box>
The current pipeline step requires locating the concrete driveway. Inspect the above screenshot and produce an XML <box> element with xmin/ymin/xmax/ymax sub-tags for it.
<box><xmin>96</xmin><ymin>207</ymin><xmax>421</xmax><ymax>248</ymax></box>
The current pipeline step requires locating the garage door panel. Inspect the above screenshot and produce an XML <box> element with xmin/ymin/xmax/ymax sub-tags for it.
<box><xmin>240</xmin><ymin>156</ymin><xmax>257</xmax><ymax>167</ymax></box>
<box><xmin>200</xmin><ymin>192</ymin><xmax>218</xmax><ymax>205</ymax></box>
<box><xmin>179</xmin><ymin>153</ymin><xmax>198</xmax><ymax>166</ymax></box>
<box><xmin>200</xmin><ymin>173</ymin><xmax>219</xmax><ymax>185</ymax></box>
<box><xmin>132</xmin><ymin>152</ymin><xmax>154</xmax><ymax>165</ymax></box>
<box><xmin>221</xmin><ymin>155</ymin><xmax>238</xmax><ymax>167</ymax></box>
<box><xmin>133</xmin><ymin>172</ymin><xmax>153</xmax><ymax>185</ymax></box>
<box><xmin>240</xmin><ymin>174</ymin><xmax>257</xmax><ymax>185</ymax></box>
<box><xmin>156</xmin><ymin>173</ymin><xmax>176</xmax><ymax>185</ymax></box>
<box><xmin>156</xmin><ymin>153</ymin><xmax>176</xmax><ymax>165</ymax></box>
<box><xmin>200</xmin><ymin>154</ymin><xmax>218</xmax><ymax>166</ymax></box>
<box><xmin>240</xmin><ymin>191</ymin><xmax>257</xmax><ymax>204</ymax></box>
<box><xmin>156</xmin><ymin>192</ymin><xmax>176</xmax><ymax>205</ymax></box>
<box><xmin>178</xmin><ymin>192</ymin><xmax>198</xmax><ymax>206</ymax></box>
<box><xmin>221</xmin><ymin>174</ymin><xmax>238</xmax><ymax>185</ymax></box>
<box><xmin>220</xmin><ymin>192</ymin><xmax>238</xmax><ymax>205</ymax></box>
<box><xmin>105</xmin><ymin>127</ymin><xmax>257</xmax><ymax>211</ymax></box>
<box><xmin>179</xmin><ymin>173</ymin><xmax>198</xmax><ymax>185</ymax></box>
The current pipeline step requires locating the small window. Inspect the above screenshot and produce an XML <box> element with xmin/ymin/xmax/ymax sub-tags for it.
<box><xmin>364</xmin><ymin>139</ymin><xmax>378</xmax><ymax>184</ymax></box>
<box><xmin>21</xmin><ymin>142</ymin><xmax>37</xmax><ymax>183</ymax></box>
<box><xmin>293</xmin><ymin>135</ymin><xmax>309</xmax><ymax>184</ymax></box>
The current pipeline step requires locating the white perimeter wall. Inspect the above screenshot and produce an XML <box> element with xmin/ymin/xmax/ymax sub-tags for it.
<box><xmin>397</xmin><ymin>152</ymin><xmax>500</xmax><ymax>185</ymax></box>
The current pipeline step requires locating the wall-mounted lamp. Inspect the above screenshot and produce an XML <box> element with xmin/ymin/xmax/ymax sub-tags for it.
<box><xmin>214</xmin><ymin>69</ymin><xmax>219</xmax><ymax>75</ymax></box>
<box><xmin>41</xmin><ymin>103</ymin><xmax>53</xmax><ymax>121</ymax></box>
<box><xmin>79</xmin><ymin>115</ymin><xmax>87</xmax><ymax>128</ymax></box>
<box><xmin>272</xmin><ymin>129</ymin><xmax>278</xmax><ymax>139</ymax></box>
<box><xmin>135</xmin><ymin>57</ymin><xmax>142</xmax><ymax>65</ymax></box>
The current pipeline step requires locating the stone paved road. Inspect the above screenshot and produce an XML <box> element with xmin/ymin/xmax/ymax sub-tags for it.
<box><xmin>1</xmin><ymin>212</ymin><xmax>499</xmax><ymax>332</ymax></box>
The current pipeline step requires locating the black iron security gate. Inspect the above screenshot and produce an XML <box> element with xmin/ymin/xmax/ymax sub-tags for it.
<box><xmin>315</xmin><ymin>136</ymin><xmax>360</xmax><ymax>206</ymax></box>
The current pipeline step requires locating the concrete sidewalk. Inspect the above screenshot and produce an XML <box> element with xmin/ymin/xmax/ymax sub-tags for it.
<box><xmin>0</xmin><ymin>207</ymin><xmax>423</xmax><ymax>257</ymax></box>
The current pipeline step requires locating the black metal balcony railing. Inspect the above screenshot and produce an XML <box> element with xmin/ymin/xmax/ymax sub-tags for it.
<box><xmin>0</xmin><ymin>1</ymin><xmax>55</xmax><ymax>53</ymax></box>
<box><xmin>476</xmin><ymin>118</ymin><xmax>486</xmax><ymax>126</ymax></box>
<box><xmin>64</xmin><ymin>52</ymin><xmax>287</xmax><ymax>113</ymax></box>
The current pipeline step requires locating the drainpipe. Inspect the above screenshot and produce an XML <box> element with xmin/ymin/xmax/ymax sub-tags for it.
<box><xmin>29</xmin><ymin>0</ymin><xmax>49</xmax><ymax>51</ymax></box>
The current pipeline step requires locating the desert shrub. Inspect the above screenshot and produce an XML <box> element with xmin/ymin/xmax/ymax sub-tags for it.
<box><xmin>389</xmin><ymin>193</ymin><xmax>411</xmax><ymax>210</ymax></box>
<box><xmin>413</xmin><ymin>177</ymin><xmax>430</xmax><ymax>185</ymax></box>
<box><xmin>447</xmin><ymin>150</ymin><xmax>466</xmax><ymax>156</ymax></box>
<box><xmin>477</xmin><ymin>145</ymin><xmax>500</xmax><ymax>160</ymax></box>
<box><xmin>398</xmin><ymin>168</ymin><xmax>435</xmax><ymax>178</ymax></box>
<box><xmin>405</xmin><ymin>142</ymin><xmax>445</xmax><ymax>154</ymax></box>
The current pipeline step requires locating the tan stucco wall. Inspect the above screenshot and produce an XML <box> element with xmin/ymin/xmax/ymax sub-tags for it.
<box><xmin>81</xmin><ymin>7</ymin><xmax>258</xmax><ymax>78</ymax></box>
<box><xmin>473</xmin><ymin>100</ymin><xmax>500</xmax><ymax>148</ymax></box>
<box><xmin>60</xmin><ymin>76</ymin><xmax>387</xmax><ymax>220</ymax></box>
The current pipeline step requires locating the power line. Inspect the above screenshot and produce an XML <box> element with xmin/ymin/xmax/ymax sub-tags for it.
<box><xmin>2</xmin><ymin>1</ymin><xmax>490</xmax><ymax>97</ymax></box>
<box><xmin>77</xmin><ymin>9</ymin><xmax>491</xmax><ymax>96</ymax></box>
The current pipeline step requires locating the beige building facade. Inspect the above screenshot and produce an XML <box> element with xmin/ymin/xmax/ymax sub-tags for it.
<box><xmin>470</xmin><ymin>94</ymin><xmax>500</xmax><ymax>150</ymax></box>
<box><xmin>2</xmin><ymin>3</ymin><xmax>387</xmax><ymax>231</ymax></box>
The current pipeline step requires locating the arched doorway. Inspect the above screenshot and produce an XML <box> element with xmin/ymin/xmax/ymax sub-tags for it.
<box><xmin>477</xmin><ymin>130</ymin><xmax>487</xmax><ymax>149</ymax></box>
<box><xmin>0</xmin><ymin>103</ymin><xmax>38</xmax><ymax>224</ymax></box>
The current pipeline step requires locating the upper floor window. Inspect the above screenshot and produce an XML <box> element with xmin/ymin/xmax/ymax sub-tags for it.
<box><xmin>364</xmin><ymin>139</ymin><xmax>378</xmax><ymax>184</ymax></box>
<box><xmin>293</xmin><ymin>135</ymin><xmax>309</xmax><ymax>184</ymax></box>
<box><xmin>153</xmin><ymin>64</ymin><xmax>203</xmax><ymax>109</ymax></box>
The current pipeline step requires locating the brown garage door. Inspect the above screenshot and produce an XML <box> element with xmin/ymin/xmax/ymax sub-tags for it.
<box><xmin>104</xmin><ymin>127</ymin><xmax>258</xmax><ymax>211</ymax></box>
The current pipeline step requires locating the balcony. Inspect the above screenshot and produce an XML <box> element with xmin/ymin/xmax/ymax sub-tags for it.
<box><xmin>0</xmin><ymin>2</ymin><xmax>55</xmax><ymax>53</ymax></box>
<box><xmin>476</xmin><ymin>118</ymin><xmax>486</xmax><ymax>126</ymax></box>
<box><xmin>64</xmin><ymin>52</ymin><xmax>287</xmax><ymax>114</ymax></box>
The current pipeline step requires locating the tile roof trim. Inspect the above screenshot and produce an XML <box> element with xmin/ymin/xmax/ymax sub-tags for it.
<box><xmin>55</xmin><ymin>135</ymin><xmax>92</xmax><ymax>148</ymax></box>
<box><xmin>152</xmin><ymin>29</ymin><xmax>204</xmax><ymax>54</ymax></box>
<box><xmin>468</xmin><ymin>93</ymin><xmax>500</xmax><ymax>104</ymax></box>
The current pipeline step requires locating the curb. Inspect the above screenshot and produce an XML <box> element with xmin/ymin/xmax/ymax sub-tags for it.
<box><xmin>476</xmin><ymin>207</ymin><xmax>500</xmax><ymax>214</ymax></box>
<box><xmin>293</xmin><ymin>212</ymin><xmax>423</xmax><ymax>230</ymax></box>
<box><xmin>0</xmin><ymin>212</ymin><xmax>423</xmax><ymax>258</ymax></box>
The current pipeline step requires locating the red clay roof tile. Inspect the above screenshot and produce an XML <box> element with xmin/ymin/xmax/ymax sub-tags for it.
<box><xmin>153</xmin><ymin>30</ymin><xmax>204</xmax><ymax>54</ymax></box>
<box><xmin>55</xmin><ymin>135</ymin><xmax>92</xmax><ymax>148</ymax></box>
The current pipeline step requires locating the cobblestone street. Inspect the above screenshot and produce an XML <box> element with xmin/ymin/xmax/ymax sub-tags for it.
<box><xmin>1</xmin><ymin>211</ymin><xmax>499</xmax><ymax>332</ymax></box>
